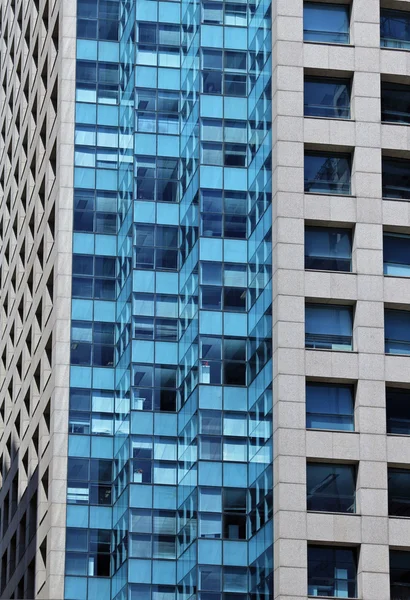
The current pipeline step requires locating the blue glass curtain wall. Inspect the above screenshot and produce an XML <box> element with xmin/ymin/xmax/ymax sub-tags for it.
<box><xmin>67</xmin><ymin>0</ymin><xmax>272</xmax><ymax>595</ymax></box>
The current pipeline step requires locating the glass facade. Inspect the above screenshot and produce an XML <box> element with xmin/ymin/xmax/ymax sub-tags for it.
<box><xmin>66</xmin><ymin>0</ymin><xmax>272</xmax><ymax>597</ymax></box>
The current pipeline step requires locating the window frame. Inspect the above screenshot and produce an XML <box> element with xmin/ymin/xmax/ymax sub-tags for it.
<box><xmin>303</xmin><ymin>2</ymin><xmax>351</xmax><ymax>45</ymax></box>
<box><xmin>304</xmin><ymin>75</ymin><xmax>351</xmax><ymax>120</ymax></box>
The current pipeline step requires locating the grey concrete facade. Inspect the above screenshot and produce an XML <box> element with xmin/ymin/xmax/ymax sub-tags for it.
<box><xmin>272</xmin><ymin>0</ymin><xmax>410</xmax><ymax>599</ymax></box>
<box><xmin>0</xmin><ymin>0</ymin><xmax>75</xmax><ymax>597</ymax></box>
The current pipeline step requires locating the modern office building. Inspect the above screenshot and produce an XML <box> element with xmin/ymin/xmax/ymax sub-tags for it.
<box><xmin>3</xmin><ymin>0</ymin><xmax>410</xmax><ymax>598</ymax></box>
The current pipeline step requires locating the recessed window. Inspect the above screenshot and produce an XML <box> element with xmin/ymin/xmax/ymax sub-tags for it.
<box><xmin>304</xmin><ymin>2</ymin><xmax>350</xmax><ymax>44</ymax></box>
<box><xmin>384</xmin><ymin>232</ymin><xmax>410</xmax><ymax>276</ymax></box>
<box><xmin>383</xmin><ymin>157</ymin><xmax>410</xmax><ymax>200</ymax></box>
<box><xmin>305</xmin><ymin>226</ymin><xmax>352</xmax><ymax>271</ymax></box>
<box><xmin>390</xmin><ymin>550</ymin><xmax>410</xmax><ymax>598</ymax></box>
<box><xmin>389</xmin><ymin>468</ymin><xmax>410</xmax><ymax>517</ymax></box>
<box><xmin>306</xmin><ymin>382</ymin><xmax>354</xmax><ymax>431</ymax></box>
<box><xmin>305</xmin><ymin>304</ymin><xmax>353</xmax><ymax>351</ymax></box>
<box><xmin>307</xmin><ymin>462</ymin><xmax>356</xmax><ymax>513</ymax></box>
<box><xmin>381</xmin><ymin>9</ymin><xmax>410</xmax><ymax>50</ymax></box>
<box><xmin>386</xmin><ymin>387</ymin><xmax>410</xmax><ymax>435</ymax></box>
<box><xmin>304</xmin><ymin>77</ymin><xmax>351</xmax><ymax>119</ymax></box>
<box><xmin>385</xmin><ymin>308</ymin><xmax>410</xmax><ymax>355</ymax></box>
<box><xmin>382</xmin><ymin>81</ymin><xmax>410</xmax><ymax>125</ymax></box>
<box><xmin>305</xmin><ymin>151</ymin><xmax>352</xmax><ymax>195</ymax></box>
<box><xmin>308</xmin><ymin>545</ymin><xmax>357</xmax><ymax>598</ymax></box>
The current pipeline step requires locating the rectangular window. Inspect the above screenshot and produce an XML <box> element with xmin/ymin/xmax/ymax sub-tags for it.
<box><xmin>381</xmin><ymin>9</ymin><xmax>410</xmax><ymax>49</ymax></box>
<box><xmin>383</xmin><ymin>157</ymin><xmax>410</xmax><ymax>200</ymax></box>
<box><xmin>305</xmin><ymin>151</ymin><xmax>352</xmax><ymax>195</ymax></box>
<box><xmin>305</xmin><ymin>304</ymin><xmax>353</xmax><ymax>351</ymax></box>
<box><xmin>386</xmin><ymin>387</ymin><xmax>410</xmax><ymax>435</ymax></box>
<box><xmin>304</xmin><ymin>77</ymin><xmax>350</xmax><ymax>119</ymax></box>
<box><xmin>307</xmin><ymin>463</ymin><xmax>356</xmax><ymax>513</ymax></box>
<box><xmin>384</xmin><ymin>232</ymin><xmax>410</xmax><ymax>276</ymax></box>
<box><xmin>382</xmin><ymin>81</ymin><xmax>410</xmax><ymax>125</ymax></box>
<box><xmin>305</xmin><ymin>226</ymin><xmax>352</xmax><ymax>271</ymax></box>
<box><xmin>308</xmin><ymin>546</ymin><xmax>357</xmax><ymax>598</ymax></box>
<box><xmin>385</xmin><ymin>308</ymin><xmax>410</xmax><ymax>355</ymax></box>
<box><xmin>304</xmin><ymin>2</ymin><xmax>350</xmax><ymax>44</ymax></box>
<box><xmin>306</xmin><ymin>382</ymin><xmax>354</xmax><ymax>431</ymax></box>
<box><xmin>389</xmin><ymin>468</ymin><xmax>410</xmax><ymax>516</ymax></box>
<box><xmin>390</xmin><ymin>550</ymin><xmax>410</xmax><ymax>599</ymax></box>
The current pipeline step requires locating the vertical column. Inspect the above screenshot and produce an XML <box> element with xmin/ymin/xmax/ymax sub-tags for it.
<box><xmin>271</xmin><ymin>1</ymin><xmax>306</xmax><ymax>598</ymax></box>
<box><xmin>351</xmin><ymin>1</ymin><xmax>390</xmax><ymax>598</ymax></box>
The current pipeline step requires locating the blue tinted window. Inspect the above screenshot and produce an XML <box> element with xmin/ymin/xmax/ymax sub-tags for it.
<box><xmin>307</xmin><ymin>463</ymin><xmax>356</xmax><ymax>513</ymax></box>
<box><xmin>381</xmin><ymin>9</ymin><xmax>410</xmax><ymax>49</ymax></box>
<box><xmin>306</xmin><ymin>382</ymin><xmax>354</xmax><ymax>431</ymax></box>
<box><xmin>391</xmin><ymin>550</ymin><xmax>410</xmax><ymax>598</ymax></box>
<box><xmin>384</xmin><ymin>232</ymin><xmax>410</xmax><ymax>276</ymax></box>
<box><xmin>304</xmin><ymin>77</ymin><xmax>350</xmax><ymax>119</ymax></box>
<box><xmin>389</xmin><ymin>468</ymin><xmax>410</xmax><ymax>516</ymax></box>
<box><xmin>305</xmin><ymin>226</ymin><xmax>352</xmax><ymax>271</ymax></box>
<box><xmin>386</xmin><ymin>387</ymin><xmax>410</xmax><ymax>435</ymax></box>
<box><xmin>305</xmin><ymin>304</ymin><xmax>353</xmax><ymax>350</ymax></box>
<box><xmin>305</xmin><ymin>152</ymin><xmax>351</xmax><ymax>195</ymax></box>
<box><xmin>382</xmin><ymin>81</ymin><xmax>410</xmax><ymax>124</ymax></box>
<box><xmin>385</xmin><ymin>308</ymin><xmax>410</xmax><ymax>355</ymax></box>
<box><xmin>308</xmin><ymin>546</ymin><xmax>357</xmax><ymax>598</ymax></box>
<box><xmin>383</xmin><ymin>157</ymin><xmax>410</xmax><ymax>200</ymax></box>
<box><xmin>304</xmin><ymin>3</ymin><xmax>350</xmax><ymax>44</ymax></box>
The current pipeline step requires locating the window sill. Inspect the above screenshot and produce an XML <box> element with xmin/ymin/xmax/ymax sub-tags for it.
<box><xmin>305</xmin><ymin>268</ymin><xmax>355</xmax><ymax>275</ymax></box>
<box><xmin>381</xmin><ymin>45</ymin><xmax>410</xmax><ymax>53</ymax></box>
<box><xmin>304</xmin><ymin>40</ymin><xmax>354</xmax><ymax>48</ymax></box>
<box><xmin>385</xmin><ymin>352</ymin><xmax>410</xmax><ymax>358</ymax></box>
<box><xmin>307</xmin><ymin>510</ymin><xmax>359</xmax><ymax>517</ymax></box>
<box><xmin>304</xmin><ymin>115</ymin><xmax>355</xmax><ymax>123</ymax></box>
<box><xmin>308</xmin><ymin>597</ymin><xmax>359</xmax><ymax>600</ymax></box>
<box><xmin>382</xmin><ymin>120</ymin><xmax>410</xmax><ymax>127</ymax></box>
<box><xmin>307</xmin><ymin>428</ymin><xmax>358</xmax><ymax>435</ymax></box>
<box><xmin>387</xmin><ymin>432</ymin><xmax>410</xmax><ymax>437</ymax></box>
<box><xmin>305</xmin><ymin>192</ymin><xmax>356</xmax><ymax>199</ymax></box>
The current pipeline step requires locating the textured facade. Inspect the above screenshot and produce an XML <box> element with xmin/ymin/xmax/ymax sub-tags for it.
<box><xmin>0</xmin><ymin>0</ymin><xmax>75</xmax><ymax>598</ymax></box>
<box><xmin>3</xmin><ymin>0</ymin><xmax>410</xmax><ymax>599</ymax></box>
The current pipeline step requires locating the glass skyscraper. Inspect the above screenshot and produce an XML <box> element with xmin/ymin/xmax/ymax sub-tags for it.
<box><xmin>66</xmin><ymin>0</ymin><xmax>272</xmax><ymax>598</ymax></box>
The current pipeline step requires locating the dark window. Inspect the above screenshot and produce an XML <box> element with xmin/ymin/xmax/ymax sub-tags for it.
<box><xmin>390</xmin><ymin>550</ymin><xmax>410</xmax><ymax>600</ymax></box>
<box><xmin>304</xmin><ymin>77</ymin><xmax>350</xmax><ymax>119</ymax></box>
<box><xmin>384</xmin><ymin>232</ymin><xmax>410</xmax><ymax>276</ymax></box>
<box><xmin>305</xmin><ymin>152</ymin><xmax>352</xmax><ymax>195</ymax></box>
<box><xmin>305</xmin><ymin>226</ymin><xmax>352</xmax><ymax>271</ymax></box>
<box><xmin>387</xmin><ymin>387</ymin><xmax>410</xmax><ymax>435</ymax></box>
<box><xmin>307</xmin><ymin>463</ymin><xmax>356</xmax><ymax>513</ymax></box>
<box><xmin>385</xmin><ymin>308</ymin><xmax>410</xmax><ymax>355</ymax></box>
<box><xmin>381</xmin><ymin>9</ymin><xmax>410</xmax><ymax>49</ymax></box>
<box><xmin>305</xmin><ymin>304</ymin><xmax>353</xmax><ymax>350</ymax></box>
<box><xmin>389</xmin><ymin>468</ymin><xmax>410</xmax><ymax>517</ymax></box>
<box><xmin>383</xmin><ymin>157</ymin><xmax>410</xmax><ymax>200</ymax></box>
<box><xmin>382</xmin><ymin>81</ymin><xmax>410</xmax><ymax>125</ymax></box>
<box><xmin>308</xmin><ymin>545</ymin><xmax>357</xmax><ymax>598</ymax></box>
<box><xmin>306</xmin><ymin>382</ymin><xmax>354</xmax><ymax>431</ymax></box>
<box><xmin>304</xmin><ymin>2</ymin><xmax>350</xmax><ymax>44</ymax></box>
